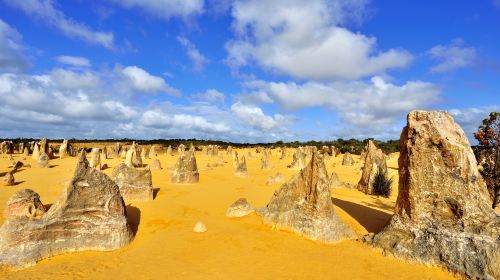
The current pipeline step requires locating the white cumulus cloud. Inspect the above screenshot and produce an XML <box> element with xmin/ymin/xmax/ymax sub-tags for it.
<box><xmin>0</xmin><ymin>19</ymin><xmax>29</xmax><ymax>72</ymax></box>
<box><xmin>428</xmin><ymin>38</ymin><xmax>476</xmax><ymax>73</ymax></box>
<box><xmin>106</xmin><ymin>0</ymin><xmax>204</xmax><ymax>20</ymax></box>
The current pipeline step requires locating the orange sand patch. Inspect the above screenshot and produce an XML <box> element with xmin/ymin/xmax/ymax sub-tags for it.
<box><xmin>0</xmin><ymin>149</ymin><xmax>457</xmax><ymax>279</ymax></box>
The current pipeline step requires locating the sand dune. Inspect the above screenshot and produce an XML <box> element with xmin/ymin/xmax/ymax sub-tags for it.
<box><xmin>0</xmin><ymin>149</ymin><xmax>457</xmax><ymax>279</ymax></box>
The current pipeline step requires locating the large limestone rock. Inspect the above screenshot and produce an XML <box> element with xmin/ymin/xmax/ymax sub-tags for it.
<box><xmin>149</xmin><ymin>145</ymin><xmax>158</xmax><ymax>158</ymax></box>
<box><xmin>258</xmin><ymin>153</ymin><xmax>354</xmax><ymax>243</ymax></box>
<box><xmin>112</xmin><ymin>163</ymin><xmax>153</xmax><ymax>201</ymax></box>
<box><xmin>89</xmin><ymin>148</ymin><xmax>101</xmax><ymax>170</ymax></box>
<box><xmin>38</xmin><ymin>138</ymin><xmax>49</xmax><ymax>155</ymax></box>
<box><xmin>3</xmin><ymin>189</ymin><xmax>46</xmax><ymax>219</ymax></box>
<box><xmin>177</xmin><ymin>144</ymin><xmax>185</xmax><ymax>155</ymax></box>
<box><xmin>0</xmin><ymin>141</ymin><xmax>13</xmax><ymax>154</ymax></box>
<box><xmin>0</xmin><ymin>152</ymin><xmax>133</xmax><ymax>268</ymax></box>
<box><xmin>171</xmin><ymin>151</ymin><xmax>199</xmax><ymax>184</ymax></box>
<box><xmin>357</xmin><ymin>140</ymin><xmax>388</xmax><ymax>194</ymax></box>
<box><xmin>37</xmin><ymin>153</ymin><xmax>49</xmax><ymax>168</ymax></box>
<box><xmin>341</xmin><ymin>152</ymin><xmax>354</xmax><ymax>166</ymax></box>
<box><xmin>370</xmin><ymin>110</ymin><xmax>500</xmax><ymax>280</ymax></box>
<box><xmin>287</xmin><ymin>147</ymin><xmax>306</xmax><ymax>170</ymax></box>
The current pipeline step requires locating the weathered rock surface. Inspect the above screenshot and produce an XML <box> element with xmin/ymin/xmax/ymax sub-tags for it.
<box><xmin>59</xmin><ymin>139</ymin><xmax>69</xmax><ymax>158</ymax></box>
<box><xmin>370</xmin><ymin>110</ymin><xmax>500</xmax><ymax>280</ymax></box>
<box><xmin>125</xmin><ymin>145</ymin><xmax>142</xmax><ymax>168</ymax></box>
<box><xmin>177</xmin><ymin>144</ymin><xmax>185</xmax><ymax>155</ymax></box>
<box><xmin>233</xmin><ymin>153</ymin><xmax>248</xmax><ymax>177</ymax></box>
<box><xmin>167</xmin><ymin>145</ymin><xmax>173</xmax><ymax>156</ymax></box>
<box><xmin>37</xmin><ymin>153</ymin><xmax>49</xmax><ymax>168</ymax></box>
<box><xmin>149</xmin><ymin>145</ymin><xmax>158</xmax><ymax>158</ymax></box>
<box><xmin>329</xmin><ymin>172</ymin><xmax>354</xmax><ymax>189</ymax></box>
<box><xmin>226</xmin><ymin>198</ymin><xmax>255</xmax><ymax>218</ymax></box>
<box><xmin>258</xmin><ymin>152</ymin><xmax>354</xmax><ymax>243</ymax></box>
<box><xmin>3</xmin><ymin>189</ymin><xmax>45</xmax><ymax>219</ymax></box>
<box><xmin>261</xmin><ymin>149</ymin><xmax>271</xmax><ymax>170</ymax></box>
<box><xmin>0</xmin><ymin>151</ymin><xmax>133</xmax><ymax>269</ymax></box>
<box><xmin>31</xmin><ymin>144</ymin><xmax>40</xmax><ymax>161</ymax></box>
<box><xmin>89</xmin><ymin>148</ymin><xmax>101</xmax><ymax>170</ymax></box>
<box><xmin>38</xmin><ymin>138</ymin><xmax>49</xmax><ymax>155</ymax></box>
<box><xmin>0</xmin><ymin>141</ymin><xmax>13</xmax><ymax>154</ymax></box>
<box><xmin>287</xmin><ymin>147</ymin><xmax>306</xmax><ymax>170</ymax></box>
<box><xmin>171</xmin><ymin>151</ymin><xmax>199</xmax><ymax>184</ymax></box>
<box><xmin>266</xmin><ymin>172</ymin><xmax>284</xmax><ymax>186</ymax></box>
<box><xmin>112</xmin><ymin>163</ymin><xmax>153</xmax><ymax>201</ymax></box>
<box><xmin>2</xmin><ymin>172</ymin><xmax>14</xmax><ymax>186</ymax></box>
<box><xmin>357</xmin><ymin>140</ymin><xmax>388</xmax><ymax>194</ymax></box>
<box><xmin>151</xmin><ymin>159</ymin><xmax>162</xmax><ymax>170</ymax></box>
<box><xmin>341</xmin><ymin>152</ymin><xmax>354</xmax><ymax>166</ymax></box>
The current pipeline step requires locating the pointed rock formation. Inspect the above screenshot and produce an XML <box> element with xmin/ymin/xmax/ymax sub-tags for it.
<box><xmin>31</xmin><ymin>144</ymin><xmax>40</xmax><ymax>161</ymax></box>
<box><xmin>0</xmin><ymin>141</ymin><xmax>13</xmax><ymax>154</ymax></box>
<box><xmin>171</xmin><ymin>151</ymin><xmax>199</xmax><ymax>184</ymax></box>
<box><xmin>258</xmin><ymin>153</ymin><xmax>354</xmax><ymax>243</ymax></box>
<box><xmin>341</xmin><ymin>152</ymin><xmax>354</xmax><ymax>166</ymax></box>
<box><xmin>357</xmin><ymin>140</ymin><xmax>388</xmax><ymax>194</ymax></box>
<box><xmin>3</xmin><ymin>189</ymin><xmax>46</xmax><ymax>219</ymax></box>
<box><xmin>329</xmin><ymin>172</ymin><xmax>354</xmax><ymax>189</ymax></box>
<box><xmin>112</xmin><ymin>163</ymin><xmax>153</xmax><ymax>201</ymax></box>
<box><xmin>58</xmin><ymin>139</ymin><xmax>69</xmax><ymax>158</ymax></box>
<box><xmin>167</xmin><ymin>145</ymin><xmax>173</xmax><ymax>156</ymax></box>
<box><xmin>0</xmin><ymin>151</ymin><xmax>133</xmax><ymax>268</ymax></box>
<box><xmin>89</xmin><ymin>148</ymin><xmax>101</xmax><ymax>170</ymax></box>
<box><xmin>149</xmin><ymin>145</ymin><xmax>158</xmax><ymax>158</ymax></box>
<box><xmin>287</xmin><ymin>147</ymin><xmax>306</xmax><ymax>170</ymax></box>
<box><xmin>233</xmin><ymin>153</ymin><xmax>248</xmax><ymax>177</ymax></box>
<box><xmin>279</xmin><ymin>147</ymin><xmax>287</xmax><ymax>161</ymax></box>
<box><xmin>38</xmin><ymin>138</ymin><xmax>48</xmax><ymax>155</ymax></box>
<box><xmin>140</xmin><ymin>147</ymin><xmax>148</xmax><ymax>160</ymax></box>
<box><xmin>266</xmin><ymin>172</ymin><xmax>284</xmax><ymax>186</ymax></box>
<box><xmin>370</xmin><ymin>110</ymin><xmax>500</xmax><ymax>280</ymax></box>
<box><xmin>177</xmin><ymin>144</ymin><xmax>185</xmax><ymax>155</ymax></box>
<box><xmin>22</xmin><ymin>147</ymin><xmax>29</xmax><ymax>156</ymax></box>
<box><xmin>226</xmin><ymin>198</ymin><xmax>255</xmax><ymax>218</ymax></box>
<box><xmin>125</xmin><ymin>145</ymin><xmax>142</xmax><ymax>168</ymax></box>
<box><xmin>261</xmin><ymin>149</ymin><xmax>271</xmax><ymax>170</ymax></box>
<box><xmin>151</xmin><ymin>159</ymin><xmax>162</xmax><ymax>170</ymax></box>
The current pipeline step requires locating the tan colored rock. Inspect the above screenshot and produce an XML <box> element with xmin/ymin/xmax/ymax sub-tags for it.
<box><xmin>3</xmin><ymin>172</ymin><xmax>14</xmax><ymax>186</ymax></box>
<box><xmin>120</xmin><ymin>150</ymin><xmax>127</xmax><ymax>159</ymax></box>
<box><xmin>125</xmin><ymin>146</ymin><xmax>142</xmax><ymax>168</ymax></box>
<box><xmin>31</xmin><ymin>144</ymin><xmax>40</xmax><ymax>161</ymax></box>
<box><xmin>3</xmin><ymin>189</ymin><xmax>45</xmax><ymax>219</ymax></box>
<box><xmin>233</xmin><ymin>153</ymin><xmax>248</xmax><ymax>177</ymax></box>
<box><xmin>59</xmin><ymin>139</ymin><xmax>69</xmax><ymax>158</ymax></box>
<box><xmin>89</xmin><ymin>148</ymin><xmax>101</xmax><ymax>170</ymax></box>
<box><xmin>258</xmin><ymin>152</ymin><xmax>354</xmax><ymax>243</ymax></box>
<box><xmin>177</xmin><ymin>144</ymin><xmax>185</xmax><ymax>155</ymax></box>
<box><xmin>193</xmin><ymin>221</ymin><xmax>207</xmax><ymax>233</ymax></box>
<box><xmin>371</xmin><ymin>110</ymin><xmax>500</xmax><ymax>280</ymax></box>
<box><xmin>266</xmin><ymin>172</ymin><xmax>285</xmax><ymax>186</ymax></box>
<box><xmin>37</xmin><ymin>153</ymin><xmax>49</xmax><ymax>168</ymax></box>
<box><xmin>341</xmin><ymin>152</ymin><xmax>354</xmax><ymax>166</ymax></box>
<box><xmin>141</xmin><ymin>147</ymin><xmax>148</xmax><ymax>160</ymax></box>
<box><xmin>0</xmin><ymin>151</ymin><xmax>133</xmax><ymax>268</ymax></box>
<box><xmin>149</xmin><ymin>145</ymin><xmax>158</xmax><ymax>158</ymax></box>
<box><xmin>38</xmin><ymin>138</ymin><xmax>48</xmax><ymax>155</ymax></box>
<box><xmin>22</xmin><ymin>147</ymin><xmax>29</xmax><ymax>156</ymax></box>
<box><xmin>167</xmin><ymin>145</ymin><xmax>173</xmax><ymax>156</ymax></box>
<box><xmin>171</xmin><ymin>151</ymin><xmax>199</xmax><ymax>184</ymax></box>
<box><xmin>330</xmin><ymin>172</ymin><xmax>354</xmax><ymax>189</ymax></box>
<box><xmin>261</xmin><ymin>149</ymin><xmax>271</xmax><ymax>170</ymax></box>
<box><xmin>226</xmin><ymin>198</ymin><xmax>255</xmax><ymax>218</ymax></box>
<box><xmin>0</xmin><ymin>141</ymin><xmax>13</xmax><ymax>154</ymax></box>
<box><xmin>287</xmin><ymin>147</ymin><xmax>306</xmax><ymax>170</ymax></box>
<box><xmin>112</xmin><ymin>163</ymin><xmax>153</xmax><ymax>202</ymax></box>
<box><xmin>151</xmin><ymin>159</ymin><xmax>162</xmax><ymax>170</ymax></box>
<box><xmin>357</xmin><ymin>140</ymin><xmax>388</xmax><ymax>194</ymax></box>
<box><xmin>279</xmin><ymin>147</ymin><xmax>287</xmax><ymax>160</ymax></box>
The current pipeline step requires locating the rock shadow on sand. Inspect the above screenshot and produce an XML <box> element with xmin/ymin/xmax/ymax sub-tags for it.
<box><xmin>332</xmin><ymin>198</ymin><xmax>391</xmax><ymax>233</ymax></box>
<box><xmin>126</xmin><ymin>205</ymin><xmax>141</xmax><ymax>235</ymax></box>
<box><xmin>153</xmin><ymin>188</ymin><xmax>160</xmax><ymax>199</ymax></box>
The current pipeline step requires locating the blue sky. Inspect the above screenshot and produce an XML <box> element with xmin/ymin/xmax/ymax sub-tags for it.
<box><xmin>0</xmin><ymin>0</ymin><xmax>498</xmax><ymax>143</ymax></box>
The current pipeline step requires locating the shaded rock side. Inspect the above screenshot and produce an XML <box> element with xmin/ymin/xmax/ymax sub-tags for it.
<box><xmin>371</xmin><ymin>110</ymin><xmax>500</xmax><ymax>280</ymax></box>
<box><xmin>357</xmin><ymin>140</ymin><xmax>388</xmax><ymax>194</ymax></box>
<box><xmin>0</xmin><ymin>151</ymin><xmax>133</xmax><ymax>269</ymax></box>
<box><xmin>258</xmin><ymin>152</ymin><xmax>354</xmax><ymax>243</ymax></box>
<box><xmin>112</xmin><ymin>163</ymin><xmax>153</xmax><ymax>201</ymax></box>
<box><xmin>171</xmin><ymin>151</ymin><xmax>199</xmax><ymax>184</ymax></box>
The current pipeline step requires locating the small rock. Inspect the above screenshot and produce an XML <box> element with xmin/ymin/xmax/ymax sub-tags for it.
<box><xmin>193</xmin><ymin>221</ymin><xmax>207</xmax><ymax>233</ymax></box>
<box><xmin>226</xmin><ymin>198</ymin><xmax>255</xmax><ymax>218</ymax></box>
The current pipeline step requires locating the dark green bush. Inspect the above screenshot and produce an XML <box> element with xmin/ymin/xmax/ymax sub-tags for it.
<box><xmin>372</xmin><ymin>168</ymin><xmax>393</xmax><ymax>197</ymax></box>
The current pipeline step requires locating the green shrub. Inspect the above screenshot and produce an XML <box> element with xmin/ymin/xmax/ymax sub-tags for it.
<box><xmin>372</xmin><ymin>168</ymin><xmax>393</xmax><ymax>197</ymax></box>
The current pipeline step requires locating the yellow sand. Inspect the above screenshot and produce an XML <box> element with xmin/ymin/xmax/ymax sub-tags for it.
<box><xmin>0</xmin><ymin>149</ymin><xmax>458</xmax><ymax>280</ymax></box>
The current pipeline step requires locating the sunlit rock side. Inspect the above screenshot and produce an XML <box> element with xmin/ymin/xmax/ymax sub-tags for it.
<box><xmin>369</xmin><ymin>110</ymin><xmax>500</xmax><ymax>280</ymax></box>
<box><xmin>112</xmin><ymin>163</ymin><xmax>153</xmax><ymax>202</ymax></box>
<box><xmin>171</xmin><ymin>151</ymin><xmax>199</xmax><ymax>184</ymax></box>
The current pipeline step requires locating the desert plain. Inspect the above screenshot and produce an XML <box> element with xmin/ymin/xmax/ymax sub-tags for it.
<box><xmin>0</xmin><ymin>145</ymin><xmax>458</xmax><ymax>280</ymax></box>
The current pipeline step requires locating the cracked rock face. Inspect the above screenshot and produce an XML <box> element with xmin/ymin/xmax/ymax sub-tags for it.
<box><xmin>112</xmin><ymin>163</ymin><xmax>153</xmax><ymax>202</ymax></box>
<box><xmin>357</xmin><ymin>140</ymin><xmax>388</xmax><ymax>194</ymax></box>
<box><xmin>258</xmin><ymin>152</ymin><xmax>354</xmax><ymax>243</ymax></box>
<box><xmin>371</xmin><ymin>110</ymin><xmax>500</xmax><ymax>280</ymax></box>
<box><xmin>0</xmin><ymin>151</ymin><xmax>133</xmax><ymax>269</ymax></box>
<box><xmin>171</xmin><ymin>151</ymin><xmax>199</xmax><ymax>184</ymax></box>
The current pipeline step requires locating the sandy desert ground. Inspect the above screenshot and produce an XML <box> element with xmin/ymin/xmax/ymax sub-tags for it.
<box><xmin>0</xmin><ymin>148</ymin><xmax>458</xmax><ymax>279</ymax></box>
